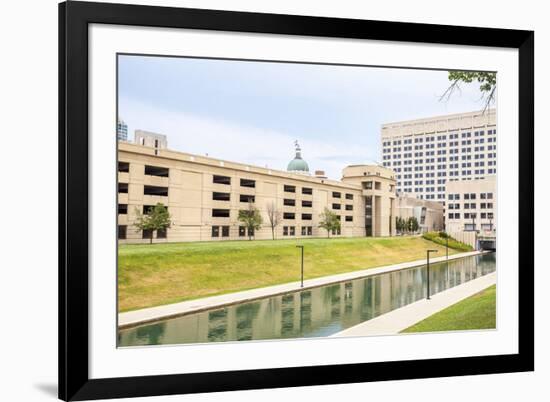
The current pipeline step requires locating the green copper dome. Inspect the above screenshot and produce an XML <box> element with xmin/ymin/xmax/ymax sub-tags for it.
<box><xmin>287</xmin><ymin>141</ymin><xmax>310</xmax><ymax>173</ymax></box>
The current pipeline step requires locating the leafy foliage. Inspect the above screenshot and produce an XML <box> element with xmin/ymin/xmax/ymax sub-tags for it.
<box><xmin>238</xmin><ymin>202</ymin><xmax>263</xmax><ymax>240</ymax></box>
<box><xmin>133</xmin><ymin>203</ymin><xmax>171</xmax><ymax>244</ymax></box>
<box><xmin>442</xmin><ymin>71</ymin><xmax>497</xmax><ymax>111</ymax></box>
<box><xmin>318</xmin><ymin>207</ymin><xmax>341</xmax><ymax>238</ymax></box>
<box><xmin>407</xmin><ymin>216</ymin><xmax>420</xmax><ymax>233</ymax></box>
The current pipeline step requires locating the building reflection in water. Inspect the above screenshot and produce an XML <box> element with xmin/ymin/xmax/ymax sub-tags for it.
<box><xmin>118</xmin><ymin>253</ymin><xmax>496</xmax><ymax>347</ymax></box>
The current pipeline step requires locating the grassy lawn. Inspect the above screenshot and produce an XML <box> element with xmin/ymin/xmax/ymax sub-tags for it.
<box><xmin>118</xmin><ymin>235</ymin><xmax>461</xmax><ymax>312</ymax></box>
<box><xmin>401</xmin><ymin>285</ymin><xmax>496</xmax><ymax>333</ymax></box>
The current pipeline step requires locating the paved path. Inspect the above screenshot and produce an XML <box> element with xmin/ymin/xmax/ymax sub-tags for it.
<box><xmin>331</xmin><ymin>271</ymin><xmax>496</xmax><ymax>338</ymax></box>
<box><xmin>119</xmin><ymin>250</ymin><xmax>485</xmax><ymax>329</ymax></box>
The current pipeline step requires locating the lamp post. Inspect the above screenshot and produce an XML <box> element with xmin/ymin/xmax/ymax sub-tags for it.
<box><xmin>445</xmin><ymin>232</ymin><xmax>449</xmax><ymax>260</ymax></box>
<box><xmin>296</xmin><ymin>245</ymin><xmax>304</xmax><ymax>288</ymax></box>
<box><xmin>426</xmin><ymin>249</ymin><xmax>438</xmax><ymax>300</ymax></box>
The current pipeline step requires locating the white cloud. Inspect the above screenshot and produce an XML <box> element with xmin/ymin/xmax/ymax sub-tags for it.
<box><xmin>119</xmin><ymin>97</ymin><xmax>375</xmax><ymax>179</ymax></box>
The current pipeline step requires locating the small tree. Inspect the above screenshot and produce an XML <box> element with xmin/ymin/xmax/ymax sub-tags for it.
<box><xmin>396</xmin><ymin>217</ymin><xmax>406</xmax><ymax>234</ymax></box>
<box><xmin>238</xmin><ymin>201</ymin><xmax>263</xmax><ymax>240</ymax></box>
<box><xmin>266</xmin><ymin>201</ymin><xmax>282</xmax><ymax>240</ymax></box>
<box><xmin>318</xmin><ymin>207</ymin><xmax>341</xmax><ymax>238</ymax></box>
<box><xmin>133</xmin><ymin>203</ymin><xmax>171</xmax><ymax>244</ymax></box>
<box><xmin>407</xmin><ymin>216</ymin><xmax>419</xmax><ymax>234</ymax></box>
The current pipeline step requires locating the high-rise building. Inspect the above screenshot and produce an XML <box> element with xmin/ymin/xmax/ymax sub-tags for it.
<box><xmin>380</xmin><ymin>110</ymin><xmax>496</xmax><ymax>202</ymax></box>
<box><xmin>117</xmin><ymin>119</ymin><xmax>128</xmax><ymax>141</ymax></box>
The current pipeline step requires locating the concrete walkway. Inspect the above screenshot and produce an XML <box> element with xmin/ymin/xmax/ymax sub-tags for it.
<box><xmin>331</xmin><ymin>271</ymin><xmax>496</xmax><ymax>338</ymax></box>
<box><xmin>119</xmin><ymin>250</ymin><xmax>485</xmax><ymax>329</ymax></box>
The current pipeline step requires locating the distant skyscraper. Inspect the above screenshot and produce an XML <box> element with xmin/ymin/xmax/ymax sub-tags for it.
<box><xmin>117</xmin><ymin>119</ymin><xmax>128</xmax><ymax>141</ymax></box>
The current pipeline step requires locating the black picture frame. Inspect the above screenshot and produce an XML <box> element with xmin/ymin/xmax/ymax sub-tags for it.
<box><xmin>59</xmin><ymin>1</ymin><xmax>534</xmax><ymax>400</ymax></box>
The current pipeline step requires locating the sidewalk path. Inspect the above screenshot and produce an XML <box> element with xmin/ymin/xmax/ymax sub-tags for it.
<box><xmin>119</xmin><ymin>250</ymin><xmax>485</xmax><ymax>329</ymax></box>
<box><xmin>331</xmin><ymin>271</ymin><xmax>496</xmax><ymax>338</ymax></box>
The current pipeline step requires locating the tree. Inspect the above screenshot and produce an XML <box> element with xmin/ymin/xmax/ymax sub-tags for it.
<box><xmin>407</xmin><ymin>216</ymin><xmax>419</xmax><ymax>234</ymax></box>
<box><xmin>396</xmin><ymin>216</ymin><xmax>406</xmax><ymax>234</ymax></box>
<box><xmin>238</xmin><ymin>201</ymin><xmax>263</xmax><ymax>240</ymax></box>
<box><xmin>266</xmin><ymin>201</ymin><xmax>282</xmax><ymax>240</ymax></box>
<box><xmin>318</xmin><ymin>207</ymin><xmax>341</xmax><ymax>238</ymax></box>
<box><xmin>133</xmin><ymin>203</ymin><xmax>171</xmax><ymax>244</ymax></box>
<box><xmin>441</xmin><ymin>71</ymin><xmax>497</xmax><ymax>112</ymax></box>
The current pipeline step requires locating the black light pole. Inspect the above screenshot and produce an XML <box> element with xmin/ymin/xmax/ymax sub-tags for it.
<box><xmin>296</xmin><ymin>245</ymin><xmax>304</xmax><ymax>288</ymax></box>
<box><xmin>446</xmin><ymin>233</ymin><xmax>449</xmax><ymax>260</ymax></box>
<box><xmin>426</xmin><ymin>249</ymin><xmax>438</xmax><ymax>300</ymax></box>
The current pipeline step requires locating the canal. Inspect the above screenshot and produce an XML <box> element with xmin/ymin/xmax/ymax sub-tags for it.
<box><xmin>118</xmin><ymin>252</ymin><xmax>496</xmax><ymax>347</ymax></box>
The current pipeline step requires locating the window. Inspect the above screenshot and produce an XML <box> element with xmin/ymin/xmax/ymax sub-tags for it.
<box><xmin>332</xmin><ymin>203</ymin><xmax>341</xmax><ymax>210</ymax></box>
<box><xmin>118</xmin><ymin>225</ymin><xmax>127</xmax><ymax>239</ymax></box>
<box><xmin>213</xmin><ymin>175</ymin><xmax>231</xmax><ymax>185</ymax></box>
<box><xmin>289</xmin><ymin>226</ymin><xmax>295</xmax><ymax>236</ymax></box>
<box><xmin>283</xmin><ymin>226</ymin><xmax>289</xmax><ymax>236</ymax></box>
<box><xmin>284</xmin><ymin>212</ymin><xmax>295</xmax><ymax>220</ymax></box>
<box><xmin>118</xmin><ymin>204</ymin><xmax>128</xmax><ymax>214</ymax></box>
<box><xmin>212</xmin><ymin>209</ymin><xmax>230</xmax><ymax>218</ymax></box>
<box><xmin>144</xmin><ymin>185</ymin><xmax>168</xmax><ymax>196</ymax></box>
<box><xmin>284</xmin><ymin>199</ymin><xmax>296</xmax><ymax>206</ymax></box>
<box><xmin>302</xmin><ymin>187</ymin><xmax>313</xmax><ymax>195</ymax></box>
<box><xmin>332</xmin><ymin>191</ymin><xmax>341</xmax><ymax>198</ymax></box>
<box><xmin>240</xmin><ymin>194</ymin><xmax>255</xmax><ymax>203</ymax></box>
<box><xmin>345</xmin><ymin>216</ymin><xmax>353</xmax><ymax>222</ymax></box>
<box><xmin>301</xmin><ymin>226</ymin><xmax>307</xmax><ymax>236</ymax></box>
<box><xmin>157</xmin><ymin>228</ymin><xmax>167</xmax><ymax>239</ymax></box>
<box><xmin>487</xmin><ymin>193</ymin><xmax>493</xmax><ymax>199</ymax></box>
<box><xmin>142</xmin><ymin>229</ymin><xmax>153</xmax><ymax>239</ymax></box>
<box><xmin>211</xmin><ymin>226</ymin><xmax>220</xmax><ymax>237</ymax></box>
<box><xmin>221</xmin><ymin>226</ymin><xmax>230</xmax><ymax>237</ymax></box>
<box><xmin>301</xmin><ymin>213</ymin><xmax>312</xmax><ymax>220</ymax></box>
<box><xmin>118</xmin><ymin>183</ymin><xmax>128</xmax><ymax>193</ymax></box>
<box><xmin>374</xmin><ymin>182</ymin><xmax>381</xmax><ymax>190</ymax></box>
<box><xmin>212</xmin><ymin>192</ymin><xmax>230</xmax><ymax>201</ymax></box>
<box><xmin>240</xmin><ymin>178</ymin><xmax>255</xmax><ymax>188</ymax></box>
<box><xmin>118</xmin><ymin>162</ymin><xmax>129</xmax><ymax>172</ymax></box>
<box><xmin>331</xmin><ymin>227</ymin><xmax>341</xmax><ymax>235</ymax></box>
<box><xmin>345</xmin><ymin>193</ymin><xmax>353</xmax><ymax>200</ymax></box>
<box><xmin>239</xmin><ymin>226</ymin><xmax>246</xmax><ymax>237</ymax></box>
<box><xmin>284</xmin><ymin>185</ymin><xmax>296</xmax><ymax>193</ymax></box>
<box><xmin>302</xmin><ymin>200</ymin><xmax>313</xmax><ymax>208</ymax></box>
<box><xmin>145</xmin><ymin>165</ymin><xmax>169</xmax><ymax>177</ymax></box>
<box><xmin>307</xmin><ymin>226</ymin><xmax>312</xmax><ymax>236</ymax></box>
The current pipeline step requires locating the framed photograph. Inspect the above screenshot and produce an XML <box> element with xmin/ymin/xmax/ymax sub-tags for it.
<box><xmin>59</xmin><ymin>1</ymin><xmax>534</xmax><ymax>400</ymax></box>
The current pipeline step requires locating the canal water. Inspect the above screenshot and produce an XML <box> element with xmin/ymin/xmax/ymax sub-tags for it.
<box><xmin>118</xmin><ymin>253</ymin><xmax>496</xmax><ymax>347</ymax></box>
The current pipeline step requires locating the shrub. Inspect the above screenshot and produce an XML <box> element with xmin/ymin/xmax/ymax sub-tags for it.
<box><xmin>422</xmin><ymin>231</ymin><xmax>473</xmax><ymax>252</ymax></box>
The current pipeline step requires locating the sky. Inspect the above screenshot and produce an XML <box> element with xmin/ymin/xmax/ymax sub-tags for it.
<box><xmin>118</xmin><ymin>55</ymin><xmax>489</xmax><ymax>179</ymax></box>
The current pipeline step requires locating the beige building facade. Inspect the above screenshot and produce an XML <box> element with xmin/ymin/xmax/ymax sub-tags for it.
<box><xmin>445</xmin><ymin>176</ymin><xmax>496</xmax><ymax>233</ymax></box>
<box><xmin>117</xmin><ymin>142</ymin><xmax>397</xmax><ymax>243</ymax></box>
<box><xmin>395</xmin><ymin>194</ymin><xmax>445</xmax><ymax>233</ymax></box>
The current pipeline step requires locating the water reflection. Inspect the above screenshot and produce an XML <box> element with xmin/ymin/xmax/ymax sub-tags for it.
<box><xmin>118</xmin><ymin>253</ymin><xmax>496</xmax><ymax>346</ymax></box>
